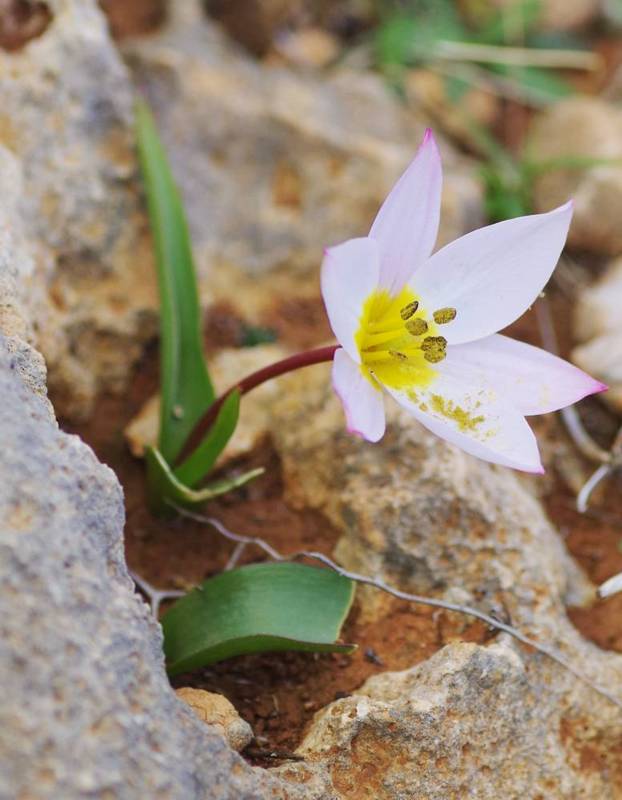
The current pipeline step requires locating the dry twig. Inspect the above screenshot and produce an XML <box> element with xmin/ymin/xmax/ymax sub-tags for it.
<box><xmin>159</xmin><ymin>505</ymin><xmax>622</xmax><ymax>711</ymax></box>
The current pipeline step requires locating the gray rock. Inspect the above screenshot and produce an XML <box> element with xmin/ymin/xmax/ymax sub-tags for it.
<box><xmin>286</xmin><ymin>642</ymin><xmax>615</xmax><ymax>799</ymax></box>
<box><xmin>267</xmin><ymin>366</ymin><xmax>622</xmax><ymax>798</ymax></box>
<box><xmin>530</xmin><ymin>97</ymin><xmax>622</xmax><ymax>256</ymax></box>
<box><xmin>0</xmin><ymin>332</ymin><xmax>315</xmax><ymax>798</ymax></box>
<box><xmin>0</xmin><ymin>0</ymin><xmax>159</xmax><ymax>419</ymax></box>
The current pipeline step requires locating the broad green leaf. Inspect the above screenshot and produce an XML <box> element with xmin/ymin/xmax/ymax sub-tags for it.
<box><xmin>174</xmin><ymin>390</ymin><xmax>241</xmax><ymax>488</ymax></box>
<box><xmin>145</xmin><ymin>445</ymin><xmax>263</xmax><ymax>515</ymax></box>
<box><xmin>162</xmin><ymin>562</ymin><xmax>356</xmax><ymax>675</ymax></box>
<box><xmin>135</xmin><ymin>100</ymin><xmax>215</xmax><ymax>465</ymax></box>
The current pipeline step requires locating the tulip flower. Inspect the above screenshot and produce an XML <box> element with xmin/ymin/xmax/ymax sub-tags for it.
<box><xmin>321</xmin><ymin>130</ymin><xmax>605</xmax><ymax>472</ymax></box>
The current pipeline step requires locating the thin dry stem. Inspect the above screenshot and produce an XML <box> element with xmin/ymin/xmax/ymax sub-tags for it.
<box><xmin>433</xmin><ymin>40</ymin><xmax>601</xmax><ymax>71</ymax></box>
<box><xmin>170</xmin><ymin>505</ymin><xmax>622</xmax><ymax>711</ymax></box>
<box><xmin>130</xmin><ymin>570</ymin><xmax>185</xmax><ymax>618</ymax></box>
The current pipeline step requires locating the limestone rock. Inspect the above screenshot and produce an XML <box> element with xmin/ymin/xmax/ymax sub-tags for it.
<box><xmin>267</xmin><ymin>365</ymin><xmax>622</xmax><ymax>798</ymax></box>
<box><xmin>282</xmin><ymin>642</ymin><xmax>622</xmax><ymax>799</ymax></box>
<box><xmin>273</xmin><ymin>27</ymin><xmax>340</xmax><ymax>69</ymax></box>
<box><xmin>0</xmin><ymin>331</ymin><xmax>315</xmax><ymax>799</ymax></box>
<box><xmin>0</xmin><ymin>0</ymin><xmax>159</xmax><ymax>419</ymax></box>
<box><xmin>573</xmin><ymin>256</ymin><xmax>622</xmax><ymax>413</ymax></box>
<box><xmin>176</xmin><ymin>688</ymin><xmax>253</xmax><ymax>751</ymax></box>
<box><xmin>530</xmin><ymin>98</ymin><xmax>622</xmax><ymax>256</ymax></box>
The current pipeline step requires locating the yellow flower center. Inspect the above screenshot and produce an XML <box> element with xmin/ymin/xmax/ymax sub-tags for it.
<box><xmin>355</xmin><ymin>287</ymin><xmax>455</xmax><ymax>391</ymax></box>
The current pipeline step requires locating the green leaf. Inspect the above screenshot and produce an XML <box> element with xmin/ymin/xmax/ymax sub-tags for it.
<box><xmin>135</xmin><ymin>100</ymin><xmax>215</xmax><ymax>464</ymax></box>
<box><xmin>476</xmin><ymin>0</ymin><xmax>542</xmax><ymax>45</ymax></box>
<box><xmin>161</xmin><ymin>562</ymin><xmax>356</xmax><ymax>675</ymax></box>
<box><xmin>525</xmin><ymin>154</ymin><xmax>622</xmax><ymax>177</ymax></box>
<box><xmin>145</xmin><ymin>445</ymin><xmax>263</xmax><ymax>515</ymax></box>
<box><xmin>488</xmin><ymin>64</ymin><xmax>572</xmax><ymax>105</ymax></box>
<box><xmin>374</xmin><ymin>3</ymin><xmax>463</xmax><ymax>70</ymax></box>
<box><xmin>481</xmin><ymin>164</ymin><xmax>531</xmax><ymax>221</ymax></box>
<box><xmin>174</xmin><ymin>391</ymin><xmax>241</xmax><ymax>488</ymax></box>
<box><xmin>443</xmin><ymin>74</ymin><xmax>470</xmax><ymax>103</ymax></box>
<box><xmin>240</xmin><ymin>324</ymin><xmax>278</xmax><ymax>347</ymax></box>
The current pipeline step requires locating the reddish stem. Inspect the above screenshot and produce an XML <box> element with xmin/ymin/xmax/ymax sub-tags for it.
<box><xmin>176</xmin><ymin>344</ymin><xmax>339</xmax><ymax>465</ymax></box>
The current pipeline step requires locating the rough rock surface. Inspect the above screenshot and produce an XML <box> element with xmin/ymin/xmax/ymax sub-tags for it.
<box><xmin>0</xmin><ymin>0</ymin><xmax>158</xmax><ymax>418</ymax></box>
<box><xmin>0</xmin><ymin>331</ymin><xmax>316</xmax><ymax>799</ymax></box>
<box><xmin>175</xmin><ymin>688</ymin><xmax>254</xmax><ymax>751</ymax></box>
<box><xmin>267</xmin><ymin>367</ymin><xmax>622</xmax><ymax>798</ymax></box>
<box><xmin>530</xmin><ymin>97</ymin><xmax>622</xmax><ymax>256</ymax></box>
<box><xmin>573</xmin><ymin>256</ymin><xmax>622</xmax><ymax>413</ymax></box>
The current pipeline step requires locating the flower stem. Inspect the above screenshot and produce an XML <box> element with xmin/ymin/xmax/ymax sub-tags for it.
<box><xmin>175</xmin><ymin>344</ymin><xmax>338</xmax><ymax>465</ymax></box>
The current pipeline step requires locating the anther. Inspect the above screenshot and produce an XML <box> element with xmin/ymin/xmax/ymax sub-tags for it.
<box><xmin>400</xmin><ymin>301</ymin><xmax>419</xmax><ymax>321</ymax></box>
<box><xmin>433</xmin><ymin>307</ymin><xmax>457</xmax><ymax>324</ymax></box>
<box><xmin>389</xmin><ymin>350</ymin><xmax>408</xmax><ymax>361</ymax></box>
<box><xmin>405</xmin><ymin>318</ymin><xmax>428</xmax><ymax>337</ymax></box>
<box><xmin>421</xmin><ymin>336</ymin><xmax>447</xmax><ymax>364</ymax></box>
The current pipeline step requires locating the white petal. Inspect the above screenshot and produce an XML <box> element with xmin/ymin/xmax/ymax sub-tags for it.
<box><xmin>321</xmin><ymin>237</ymin><xmax>380</xmax><ymax>362</ymax></box>
<box><xmin>598</xmin><ymin>572</ymin><xmax>622</xmax><ymax>599</ymax></box>
<box><xmin>414</xmin><ymin>202</ymin><xmax>573</xmax><ymax>344</ymax></box>
<box><xmin>370</xmin><ymin>129</ymin><xmax>442</xmax><ymax>297</ymax></box>
<box><xmin>441</xmin><ymin>334</ymin><xmax>606</xmax><ymax>415</ymax></box>
<box><xmin>384</xmin><ymin>371</ymin><xmax>543</xmax><ymax>472</ymax></box>
<box><xmin>332</xmin><ymin>348</ymin><xmax>386</xmax><ymax>442</ymax></box>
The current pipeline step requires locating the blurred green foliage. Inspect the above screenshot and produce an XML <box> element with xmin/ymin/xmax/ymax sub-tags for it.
<box><xmin>373</xmin><ymin>0</ymin><xmax>578</xmax><ymax>103</ymax></box>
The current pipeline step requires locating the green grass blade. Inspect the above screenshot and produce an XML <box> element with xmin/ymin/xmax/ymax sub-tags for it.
<box><xmin>135</xmin><ymin>100</ymin><xmax>215</xmax><ymax>464</ymax></box>
<box><xmin>161</xmin><ymin>562</ymin><xmax>356</xmax><ymax>675</ymax></box>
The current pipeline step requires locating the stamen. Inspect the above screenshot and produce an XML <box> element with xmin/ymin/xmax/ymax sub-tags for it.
<box><xmin>364</xmin><ymin>329</ymin><xmax>406</xmax><ymax>347</ymax></box>
<box><xmin>363</xmin><ymin>350</ymin><xmax>406</xmax><ymax>364</ymax></box>
<box><xmin>421</xmin><ymin>335</ymin><xmax>447</xmax><ymax>364</ymax></box>
<box><xmin>367</xmin><ymin>321</ymin><xmax>402</xmax><ymax>334</ymax></box>
<box><xmin>433</xmin><ymin>307</ymin><xmax>457</xmax><ymax>324</ymax></box>
<box><xmin>405</xmin><ymin>318</ymin><xmax>428</xmax><ymax>337</ymax></box>
<box><xmin>400</xmin><ymin>301</ymin><xmax>419</xmax><ymax>321</ymax></box>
